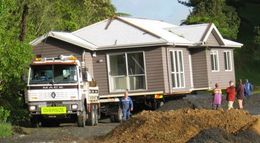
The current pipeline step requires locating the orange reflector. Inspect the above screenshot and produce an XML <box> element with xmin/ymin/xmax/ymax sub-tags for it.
<box><xmin>69</xmin><ymin>56</ymin><xmax>77</xmax><ymax>60</ymax></box>
<box><xmin>154</xmin><ymin>94</ymin><xmax>163</xmax><ymax>99</ymax></box>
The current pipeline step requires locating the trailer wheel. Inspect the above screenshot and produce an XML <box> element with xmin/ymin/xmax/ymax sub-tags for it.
<box><xmin>77</xmin><ymin>110</ymin><xmax>86</xmax><ymax>127</ymax></box>
<box><xmin>114</xmin><ymin>108</ymin><xmax>122</xmax><ymax>122</ymax></box>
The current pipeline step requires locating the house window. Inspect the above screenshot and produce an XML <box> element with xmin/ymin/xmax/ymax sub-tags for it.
<box><xmin>170</xmin><ymin>50</ymin><xmax>185</xmax><ymax>88</ymax></box>
<box><xmin>108</xmin><ymin>52</ymin><xmax>146</xmax><ymax>92</ymax></box>
<box><xmin>224</xmin><ymin>51</ymin><xmax>232</xmax><ymax>71</ymax></box>
<box><xmin>210</xmin><ymin>50</ymin><xmax>219</xmax><ymax>71</ymax></box>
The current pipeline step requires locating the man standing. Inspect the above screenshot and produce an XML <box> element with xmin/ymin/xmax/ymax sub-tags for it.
<box><xmin>226</xmin><ymin>81</ymin><xmax>236</xmax><ymax>110</ymax></box>
<box><xmin>244</xmin><ymin>79</ymin><xmax>253</xmax><ymax>98</ymax></box>
<box><xmin>120</xmin><ymin>89</ymin><xmax>133</xmax><ymax>121</ymax></box>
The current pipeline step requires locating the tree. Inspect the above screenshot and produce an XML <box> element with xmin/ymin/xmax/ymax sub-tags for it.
<box><xmin>0</xmin><ymin>0</ymin><xmax>116</xmax><ymax>123</ymax></box>
<box><xmin>179</xmin><ymin>0</ymin><xmax>240</xmax><ymax>40</ymax></box>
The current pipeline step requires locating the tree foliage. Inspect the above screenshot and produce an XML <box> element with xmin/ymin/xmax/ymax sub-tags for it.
<box><xmin>179</xmin><ymin>0</ymin><xmax>240</xmax><ymax>40</ymax></box>
<box><xmin>0</xmin><ymin>0</ymin><xmax>116</xmax><ymax>123</ymax></box>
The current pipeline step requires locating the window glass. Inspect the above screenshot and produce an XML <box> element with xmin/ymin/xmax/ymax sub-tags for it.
<box><xmin>210</xmin><ymin>51</ymin><xmax>219</xmax><ymax>71</ymax></box>
<box><xmin>54</xmin><ymin>65</ymin><xmax>77</xmax><ymax>83</ymax></box>
<box><xmin>128</xmin><ymin>53</ymin><xmax>144</xmax><ymax>75</ymax></box>
<box><xmin>30</xmin><ymin>65</ymin><xmax>52</xmax><ymax>84</ymax></box>
<box><xmin>109</xmin><ymin>52</ymin><xmax>146</xmax><ymax>91</ymax></box>
<box><xmin>171</xmin><ymin>50</ymin><xmax>185</xmax><ymax>88</ymax></box>
<box><xmin>109</xmin><ymin>54</ymin><xmax>126</xmax><ymax>76</ymax></box>
<box><xmin>224</xmin><ymin>51</ymin><xmax>232</xmax><ymax>71</ymax></box>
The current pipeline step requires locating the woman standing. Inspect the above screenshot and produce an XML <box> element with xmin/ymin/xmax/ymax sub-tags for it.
<box><xmin>226</xmin><ymin>81</ymin><xmax>236</xmax><ymax>110</ymax></box>
<box><xmin>212</xmin><ymin>83</ymin><xmax>222</xmax><ymax>109</ymax></box>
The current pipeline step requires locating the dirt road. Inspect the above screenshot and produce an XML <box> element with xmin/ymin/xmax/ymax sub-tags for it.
<box><xmin>0</xmin><ymin>119</ymin><xmax>119</xmax><ymax>143</ymax></box>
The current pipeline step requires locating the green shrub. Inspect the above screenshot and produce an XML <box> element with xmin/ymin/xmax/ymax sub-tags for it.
<box><xmin>0</xmin><ymin>123</ymin><xmax>12</xmax><ymax>138</ymax></box>
<box><xmin>0</xmin><ymin>106</ymin><xmax>10</xmax><ymax>123</ymax></box>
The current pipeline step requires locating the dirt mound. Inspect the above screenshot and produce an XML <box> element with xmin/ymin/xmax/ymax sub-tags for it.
<box><xmin>101</xmin><ymin>109</ymin><xmax>259</xmax><ymax>143</ymax></box>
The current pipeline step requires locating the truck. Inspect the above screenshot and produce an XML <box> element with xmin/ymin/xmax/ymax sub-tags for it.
<box><xmin>25</xmin><ymin>55</ymin><xmax>99</xmax><ymax>127</ymax></box>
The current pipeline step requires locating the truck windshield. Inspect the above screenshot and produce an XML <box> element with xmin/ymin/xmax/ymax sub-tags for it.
<box><xmin>29</xmin><ymin>65</ymin><xmax>78</xmax><ymax>84</ymax></box>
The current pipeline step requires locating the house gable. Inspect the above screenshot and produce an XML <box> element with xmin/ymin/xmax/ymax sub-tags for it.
<box><xmin>205</xmin><ymin>29</ymin><xmax>224</xmax><ymax>46</ymax></box>
<box><xmin>201</xmin><ymin>24</ymin><xmax>225</xmax><ymax>46</ymax></box>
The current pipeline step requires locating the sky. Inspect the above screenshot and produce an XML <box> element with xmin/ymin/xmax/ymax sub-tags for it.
<box><xmin>111</xmin><ymin>0</ymin><xmax>191</xmax><ymax>25</ymax></box>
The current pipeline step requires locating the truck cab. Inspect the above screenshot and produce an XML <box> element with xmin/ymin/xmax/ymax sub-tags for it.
<box><xmin>25</xmin><ymin>55</ymin><xmax>99</xmax><ymax>127</ymax></box>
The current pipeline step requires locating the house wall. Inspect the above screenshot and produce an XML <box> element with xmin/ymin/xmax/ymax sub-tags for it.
<box><xmin>165</xmin><ymin>46</ymin><xmax>192</xmax><ymax>93</ymax></box>
<box><xmin>33</xmin><ymin>37</ymin><xmax>96</xmax><ymax>78</ymax></box>
<box><xmin>206</xmin><ymin>48</ymin><xmax>235</xmax><ymax>89</ymax></box>
<box><xmin>33</xmin><ymin>37</ymin><xmax>84</xmax><ymax>60</ymax></box>
<box><xmin>92</xmin><ymin>47</ymin><xmax>165</xmax><ymax>96</ymax></box>
<box><xmin>190</xmin><ymin>48</ymin><xmax>209</xmax><ymax>89</ymax></box>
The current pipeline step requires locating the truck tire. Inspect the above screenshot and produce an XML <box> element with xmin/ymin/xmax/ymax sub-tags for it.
<box><xmin>87</xmin><ymin>105</ymin><xmax>98</xmax><ymax>126</ymax></box>
<box><xmin>77</xmin><ymin>110</ymin><xmax>86</xmax><ymax>127</ymax></box>
<box><xmin>30</xmin><ymin>116</ymin><xmax>40</xmax><ymax>128</ymax></box>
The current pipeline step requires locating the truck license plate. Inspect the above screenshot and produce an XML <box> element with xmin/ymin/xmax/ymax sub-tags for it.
<box><xmin>41</xmin><ymin>107</ymin><xmax>66</xmax><ymax>115</ymax></box>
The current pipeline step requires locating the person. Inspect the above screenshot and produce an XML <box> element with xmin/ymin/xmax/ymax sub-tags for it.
<box><xmin>226</xmin><ymin>81</ymin><xmax>236</xmax><ymax>110</ymax></box>
<box><xmin>236</xmin><ymin>79</ymin><xmax>245</xmax><ymax>109</ymax></box>
<box><xmin>212</xmin><ymin>83</ymin><xmax>222</xmax><ymax>110</ymax></box>
<box><xmin>119</xmin><ymin>89</ymin><xmax>133</xmax><ymax>121</ymax></box>
<box><xmin>244</xmin><ymin>79</ymin><xmax>253</xmax><ymax>98</ymax></box>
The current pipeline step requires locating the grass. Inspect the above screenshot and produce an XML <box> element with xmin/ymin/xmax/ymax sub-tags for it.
<box><xmin>0</xmin><ymin>123</ymin><xmax>12</xmax><ymax>138</ymax></box>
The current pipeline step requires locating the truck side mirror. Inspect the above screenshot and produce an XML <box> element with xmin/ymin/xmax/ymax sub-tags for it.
<box><xmin>22</xmin><ymin>74</ymin><xmax>28</xmax><ymax>82</ymax></box>
<box><xmin>82</xmin><ymin>69</ymin><xmax>88</xmax><ymax>81</ymax></box>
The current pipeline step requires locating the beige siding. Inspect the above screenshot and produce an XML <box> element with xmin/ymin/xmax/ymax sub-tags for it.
<box><xmin>33</xmin><ymin>37</ymin><xmax>83</xmax><ymax>60</ymax></box>
<box><xmin>190</xmin><ymin>48</ymin><xmax>209</xmax><ymax>88</ymax></box>
<box><xmin>92</xmin><ymin>51</ymin><xmax>109</xmax><ymax>95</ymax></box>
<box><xmin>166</xmin><ymin>47</ymin><xmax>192</xmax><ymax>92</ymax></box>
<box><xmin>205</xmin><ymin>30</ymin><xmax>222</xmax><ymax>46</ymax></box>
<box><xmin>206</xmin><ymin>48</ymin><xmax>235</xmax><ymax>89</ymax></box>
<box><xmin>92</xmin><ymin>47</ymin><xmax>165</xmax><ymax>96</ymax></box>
<box><xmin>145</xmin><ymin>47</ymin><xmax>165</xmax><ymax>91</ymax></box>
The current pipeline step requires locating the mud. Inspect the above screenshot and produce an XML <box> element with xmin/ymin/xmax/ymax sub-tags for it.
<box><xmin>101</xmin><ymin>109</ymin><xmax>260</xmax><ymax>143</ymax></box>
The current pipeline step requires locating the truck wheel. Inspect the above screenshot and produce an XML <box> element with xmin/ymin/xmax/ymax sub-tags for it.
<box><xmin>30</xmin><ymin>116</ymin><xmax>40</xmax><ymax>128</ymax></box>
<box><xmin>87</xmin><ymin>105</ymin><xmax>98</xmax><ymax>126</ymax></box>
<box><xmin>77</xmin><ymin>111</ymin><xmax>86</xmax><ymax>127</ymax></box>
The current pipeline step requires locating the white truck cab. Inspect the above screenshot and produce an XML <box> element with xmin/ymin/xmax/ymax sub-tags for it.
<box><xmin>25</xmin><ymin>55</ymin><xmax>99</xmax><ymax>127</ymax></box>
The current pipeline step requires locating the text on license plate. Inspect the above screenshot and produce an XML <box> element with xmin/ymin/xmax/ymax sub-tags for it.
<box><xmin>41</xmin><ymin>107</ymin><xmax>67</xmax><ymax>115</ymax></box>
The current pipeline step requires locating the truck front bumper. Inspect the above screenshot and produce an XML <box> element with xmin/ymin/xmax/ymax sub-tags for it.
<box><xmin>28</xmin><ymin>100</ymin><xmax>84</xmax><ymax>115</ymax></box>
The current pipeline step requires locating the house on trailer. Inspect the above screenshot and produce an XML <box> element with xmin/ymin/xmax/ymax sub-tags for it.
<box><xmin>30</xmin><ymin>16</ymin><xmax>243</xmax><ymax>99</ymax></box>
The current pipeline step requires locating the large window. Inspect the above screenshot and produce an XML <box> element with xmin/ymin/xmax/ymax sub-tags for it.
<box><xmin>224</xmin><ymin>51</ymin><xmax>232</xmax><ymax>71</ymax></box>
<box><xmin>170</xmin><ymin>50</ymin><xmax>185</xmax><ymax>88</ymax></box>
<box><xmin>210</xmin><ymin>50</ymin><xmax>219</xmax><ymax>72</ymax></box>
<box><xmin>108</xmin><ymin>52</ymin><xmax>146</xmax><ymax>91</ymax></box>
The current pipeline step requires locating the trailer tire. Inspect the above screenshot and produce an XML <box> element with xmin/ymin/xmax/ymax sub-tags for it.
<box><xmin>77</xmin><ymin>110</ymin><xmax>86</xmax><ymax>127</ymax></box>
<box><xmin>114</xmin><ymin>108</ymin><xmax>122</xmax><ymax>122</ymax></box>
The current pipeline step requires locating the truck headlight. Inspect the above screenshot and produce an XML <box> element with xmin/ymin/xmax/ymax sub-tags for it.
<box><xmin>29</xmin><ymin>105</ymin><xmax>36</xmax><ymax>111</ymax></box>
<box><xmin>71</xmin><ymin>104</ymin><xmax>78</xmax><ymax>110</ymax></box>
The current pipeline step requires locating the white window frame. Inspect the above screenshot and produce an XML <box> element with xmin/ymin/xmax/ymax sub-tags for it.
<box><xmin>210</xmin><ymin>50</ymin><xmax>219</xmax><ymax>72</ymax></box>
<box><xmin>170</xmin><ymin>50</ymin><xmax>185</xmax><ymax>89</ymax></box>
<box><xmin>107</xmin><ymin>51</ymin><xmax>147</xmax><ymax>93</ymax></box>
<box><xmin>224</xmin><ymin>50</ymin><xmax>232</xmax><ymax>71</ymax></box>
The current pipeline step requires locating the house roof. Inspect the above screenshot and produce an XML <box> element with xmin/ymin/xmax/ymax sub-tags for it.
<box><xmin>30</xmin><ymin>16</ymin><xmax>243</xmax><ymax>50</ymax></box>
<box><xmin>30</xmin><ymin>31</ymin><xmax>97</xmax><ymax>50</ymax></box>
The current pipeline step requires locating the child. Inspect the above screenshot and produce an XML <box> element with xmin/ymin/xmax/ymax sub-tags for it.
<box><xmin>212</xmin><ymin>83</ymin><xmax>222</xmax><ymax>109</ymax></box>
